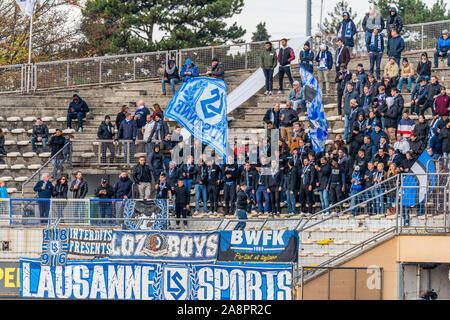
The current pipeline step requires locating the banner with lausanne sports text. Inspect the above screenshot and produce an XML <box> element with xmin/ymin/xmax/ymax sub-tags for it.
<box><xmin>20</xmin><ymin>259</ymin><xmax>292</xmax><ymax>300</ymax></box>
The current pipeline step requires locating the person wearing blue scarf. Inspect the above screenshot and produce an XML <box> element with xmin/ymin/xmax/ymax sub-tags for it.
<box><xmin>337</xmin><ymin>12</ymin><xmax>357</xmax><ymax>53</ymax></box>
<box><xmin>367</xmin><ymin>28</ymin><xmax>384</xmax><ymax>80</ymax></box>
<box><xmin>315</xmin><ymin>44</ymin><xmax>333</xmax><ymax>93</ymax></box>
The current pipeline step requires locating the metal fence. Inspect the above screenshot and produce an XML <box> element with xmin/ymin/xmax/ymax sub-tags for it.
<box><xmin>4</xmin><ymin>198</ymin><xmax>172</xmax><ymax>226</ymax></box>
<box><xmin>297</xmin><ymin>266</ymin><xmax>383</xmax><ymax>300</ymax></box>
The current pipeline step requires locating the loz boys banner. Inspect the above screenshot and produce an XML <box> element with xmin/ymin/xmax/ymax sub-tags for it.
<box><xmin>108</xmin><ymin>230</ymin><xmax>219</xmax><ymax>263</ymax></box>
<box><xmin>20</xmin><ymin>259</ymin><xmax>292</xmax><ymax>300</ymax></box>
<box><xmin>217</xmin><ymin>230</ymin><xmax>299</xmax><ymax>263</ymax></box>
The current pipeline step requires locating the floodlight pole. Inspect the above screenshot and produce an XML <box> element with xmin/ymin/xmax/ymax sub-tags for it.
<box><xmin>306</xmin><ymin>0</ymin><xmax>312</xmax><ymax>37</ymax></box>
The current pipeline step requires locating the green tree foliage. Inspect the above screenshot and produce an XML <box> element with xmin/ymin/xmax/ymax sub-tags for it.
<box><xmin>251</xmin><ymin>22</ymin><xmax>271</xmax><ymax>42</ymax></box>
<box><xmin>80</xmin><ymin>0</ymin><xmax>246</xmax><ymax>55</ymax></box>
<box><xmin>369</xmin><ymin>0</ymin><xmax>450</xmax><ymax>24</ymax></box>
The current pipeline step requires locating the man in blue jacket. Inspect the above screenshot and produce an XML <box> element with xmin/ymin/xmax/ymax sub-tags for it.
<box><xmin>118</xmin><ymin>113</ymin><xmax>137</xmax><ymax>165</ymax></box>
<box><xmin>180</xmin><ymin>58</ymin><xmax>199</xmax><ymax>82</ymax></box>
<box><xmin>67</xmin><ymin>94</ymin><xmax>89</xmax><ymax>132</ymax></box>
<box><xmin>33</xmin><ymin>173</ymin><xmax>54</xmax><ymax>223</ymax></box>
<box><xmin>387</xmin><ymin>29</ymin><xmax>405</xmax><ymax>66</ymax></box>
<box><xmin>336</xmin><ymin>12</ymin><xmax>357</xmax><ymax>54</ymax></box>
<box><xmin>434</xmin><ymin>30</ymin><xmax>450</xmax><ymax>68</ymax></box>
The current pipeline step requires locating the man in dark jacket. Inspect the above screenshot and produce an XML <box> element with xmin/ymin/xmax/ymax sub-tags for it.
<box><xmin>162</xmin><ymin>59</ymin><xmax>180</xmax><ymax>95</ymax></box>
<box><xmin>118</xmin><ymin>113</ymin><xmax>137</xmax><ymax>165</ymax></box>
<box><xmin>223</xmin><ymin>155</ymin><xmax>239</xmax><ymax>216</ymax></box>
<box><xmin>299</xmin><ymin>157</ymin><xmax>316</xmax><ymax>215</ymax></box>
<box><xmin>33</xmin><ymin>173</ymin><xmax>54</xmax><ymax>223</ymax></box>
<box><xmin>336</xmin><ymin>12</ymin><xmax>357</xmax><ymax>53</ymax></box>
<box><xmin>280</xmin><ymin>101</ymin><xmax>299</xmax><ymax>142</ymax></box>
<box><xmin>315</xmin><ymin>157</ymin><xmax>330</xmax><ymax>214</ymax></box>
<box><xmin>410</xmin><ymin>77</ymin><xmax>428</xmax><ymax>115</ymax></box>
<box><xmin>266</xmin><ymin>159</ymin><xmax>283</xmax><ymax>216</ymax></box>
<box><xmin>97</xmin><ymin>115</ymin><xmax>116</xmax><ymax>164</ymax></box>
<box><xmin>277</xmin><ymin>38</ymin><xmax>295</xmax><ymax>94</ymax></box>
<box><xmin>386</xmin><ymin>7</ymin><xmax>403</xmax><ymax>41</ymax></box>
<box><xmin>148</xmin><ymin>113</ymin><xmax>170</xmax><ymax>145</ymax></box>
<box><xmin>148</xmin><ymin>144</ymin><xmax>164</xmax><ymax>181</ymax></box>
<box><xmin>343</xmin><ymin>84</ymin><xmax>360</xmax><ymax>141</ymax></box>
<box><xmin>30</xmin><ymin>118</ymin><xmax>49</xmax><ymax>153</ymax></box>
<box><xmin>70</xmin><ymin>171</ymin><xmax>88</xmax><ymax>223</ymax></box>
<box><xmin>49</xmin><ymin>129</ymin><xmax>67</xmax><ymax>179</ymax></box>
<box><xmin>439</xmin><ymin>120</ymin><xmax>450</xmax><ymax>170</ymax></box>
<box><xmin>67</xmin><ymin>94</ymin><xmax>89</xmax><ymax>132</ymax></box>
<box><xmin>327</xmin><ymin>158</ymin><xmax>346</xmax><ymax>208</ymax></box>
<box><xmin>113</xmin><ymin>171</ymin><xmax>134</xmax><ymax>217</ymax></box>
<box><xmin>299</xmin><ymin>41</ymin><xmax>314</xmax><ymax>73</ymax></box>
<box><xmin>261</xmin><ymin>41</ymin><xmax>278</xmax><ymax>95</ymax></box>
<box><xmin>114</xmin><ymin>171</ymin><xmax>133</xmax><ymax>200</ymax></box>
<box><xmin>207</xmin><ymin>58</ymin><xmax>225</xmax><ymax>80</ymax></box>
<box><xmin>335</xmin><ymin>38</ymin><xmax>351</xmax><ymax>72</ymax></box>
<box><xmin>336</xmin><ymin>66</ymin><xmax>352</xmax><ymax>116</ymax></box>
<box><xmin>193</xmin><ymin>160</ymin><xmax>208</xmax><ymax>215</ymax></box>
<box><xmin>134</xmin><ymin>100</ymin><xmax>151</xmax><ymax>145</ymax></box>
<box><xmin>94</xmin><ymin>178</ymin><xmax>115</xmax><ymax>223</ymax></box>
<box><xmin>132</xmin><ymin>156</ymin><xmax>153</xmax><ymax>199</ymax></box>
<box><xmin>173</xmin><ymin>179</ymin><xmax>190</xmax><ymax>227</ymax></box>
<box><xmin>234</xmin><ymin>183</ymin><xmax>249</xmax><ymax>230</ymax></box>
<box><xmin>421</xmin><ymin>76</ymin><xmax>443</xmax><ymax>116</ymax></box>
<box><xmin>263</xmin><ymin>103</ymin><xmax>282</xmax><ymax>129</ymax></box>
<box><xmin>205</xmin><ymin>158</ymin><xmax>221</xmax><ymax>215</ymax></box>
<box><xmin>387</xmin><ymin>29</ymin><xmax>405</xmax><ymax>66</ymax></box>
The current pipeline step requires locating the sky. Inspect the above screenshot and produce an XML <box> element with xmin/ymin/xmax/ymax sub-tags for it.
<box><xmin>226</xmin><ymin>0</ymin><xmax>440</xmax><ymax>42</ymax></box>
<box><xmin>68</xmin><ymin>0</ymin><xmax>440</xmax><ymax>43</ymax></box>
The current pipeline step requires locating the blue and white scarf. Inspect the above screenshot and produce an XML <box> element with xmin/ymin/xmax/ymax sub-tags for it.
<box><xmin>338</xmin><ymin>20</ymin><xmax>353</xmax><ymax>39</ymax></box>
<box><xmin>369</xmin><ymin>33</ymin><xmax>383</xmax><ymax>52</ymax></box>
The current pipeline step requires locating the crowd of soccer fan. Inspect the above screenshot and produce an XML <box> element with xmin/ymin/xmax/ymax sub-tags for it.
<box><xmin>1</xmin><ymin>7</ymin><xmax>449</xmax><ymax>228</ymax></box>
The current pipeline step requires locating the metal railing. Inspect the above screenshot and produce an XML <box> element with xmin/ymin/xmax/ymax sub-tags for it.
<box><xmin>21</xmin><ymin>142</ymin><xmax>71</xmax><ymax>196</ymax></box>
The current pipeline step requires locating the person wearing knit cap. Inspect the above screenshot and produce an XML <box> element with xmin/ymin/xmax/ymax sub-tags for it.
<box><xmin>315</xmin><ymin>44</ymin><xmax>333</xmax><ymax>93</ymax></box>
<box><xmin>434</xmin><ymin>29</ymin><xmax>450</xmax><ymax>68</ymax></box>
<box><xmin>337</xmin><ymin>11</ymin><xmax>357</xmax><ymax>54</ymax></box>
<box><xmin>299</xmin><ymin>41</ymin><xmax>314</xmax><ymax>73</ymax></box>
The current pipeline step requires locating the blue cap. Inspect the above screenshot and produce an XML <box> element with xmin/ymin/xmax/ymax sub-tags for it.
<box><xmin>186</xmin><ymin>58</ymin><xmax>192</xmax><ymax>65</ymax></box>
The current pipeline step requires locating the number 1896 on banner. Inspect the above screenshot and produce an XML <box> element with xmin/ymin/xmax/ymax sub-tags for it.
<box><xmin>41</xmin><ymin>228</ymin><xmax>69</xmax><ymax>267</ymax></box>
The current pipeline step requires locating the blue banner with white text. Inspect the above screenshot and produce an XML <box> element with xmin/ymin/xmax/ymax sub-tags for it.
<box><xmin>218</xmin><ymin>230</ymin><xmax>299</xmax><ymax>263</ymax></box>
<box><xmin>20</xmin><ymin>259</ymin><xmax>292</xmax><ymax>300</ymax></box>
<box><xmin>164</xmin><ymin>77</ymin><xmax>228</xmax><ymax>159</ymax></box>
<box><xmin>299</xmin><ymin>65</ymin><xmax>328</xmax><ymax>153</ymax></box>
<box><xmin>108</xmin><ymin>230</ymin><xmax>219</xmax><ymax>263</ymax></box>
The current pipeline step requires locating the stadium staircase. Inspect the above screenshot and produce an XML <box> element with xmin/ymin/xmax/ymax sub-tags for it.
<box><xmin>0</xmin><ymin>48</ymin><xmax>449</xmax><ymax>268</ymax></box>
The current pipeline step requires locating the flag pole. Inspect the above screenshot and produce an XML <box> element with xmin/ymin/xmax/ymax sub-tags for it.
<box><xmin>27</xmin><ymin>9</ymin><xmax>33</xmax><ymax>92</ymax></box>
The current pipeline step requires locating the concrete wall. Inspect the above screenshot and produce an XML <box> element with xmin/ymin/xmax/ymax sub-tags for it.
<box><xmin>296</xmin><ymin>234</ymin><xmax>450</xmax><ymax>300</ymax></box>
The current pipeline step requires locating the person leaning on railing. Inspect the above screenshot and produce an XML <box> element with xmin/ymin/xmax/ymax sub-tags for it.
<box><xmin>94</xmin><ymin>178</ymin><xmax>114</xmax><ymax>223</ymax></box>
<box><xmin>52</xmin><ymin>175</ymin><xmax>68</xmax><ymax>220</ymax></box>
<box><xmin>33</xmin><ymin>173</ymin><xmax>54</xmax><ymax>223</ymax></box>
